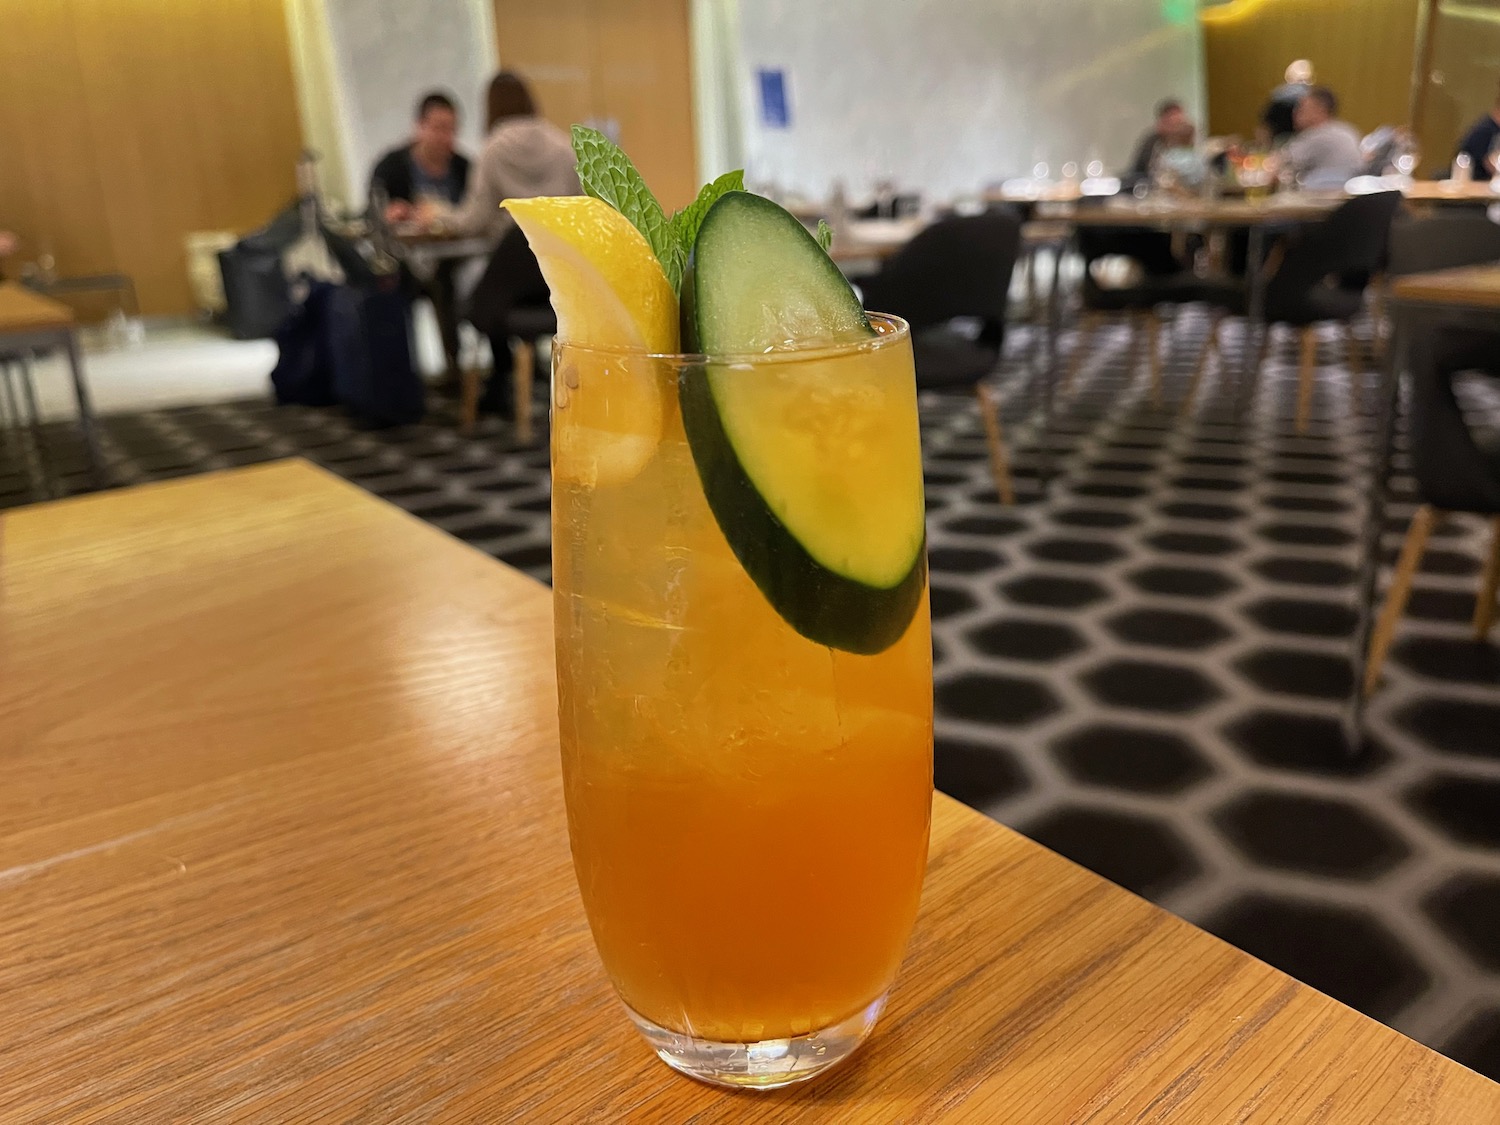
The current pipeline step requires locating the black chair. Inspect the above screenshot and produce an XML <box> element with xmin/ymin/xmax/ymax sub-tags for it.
<box><xmin>858</xmin><ymin>210</ymin><xmax>1024</xmax><ymax>503</ymax></box>
<box><xmin>1197</xmin><ymin>191</ymin><xmax>1402</xmax><ymax>432</ymax></box>
<box><xmin>462</xmin><ymin>224</ymin><xmax>556</xmax><ymax>441</ymax></box>
<box><xmin>1359</xmin><ymin>211</ymin><xmax>1500</xmax><ymax>696</ymax></box>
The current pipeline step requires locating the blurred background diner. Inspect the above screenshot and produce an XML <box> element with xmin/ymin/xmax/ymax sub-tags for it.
<box><xmin>4</xmin><ymin>0</ymin><xmax>1500</xmax><ymax>1092</ymax></box>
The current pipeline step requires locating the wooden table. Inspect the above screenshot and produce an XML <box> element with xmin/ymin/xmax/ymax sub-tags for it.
<box><xmin>0</xmin><ymin>282</ymin><xmax>101</xmax><ymax>485</ymax></box>
<box><xmin>828</xmin><ymin>217</ymin><xmax>929</xmax><ymax>265</ymax></box>
<box><xmin>1402</xmin><ymin>179</ymin><xmax>1500</xmax><ymax>205</ymax></box>
<box><xmin>4</xmin><ymin>460</ymin><xmax>1496</xmax><ymax>1122</ymax></box>
<box><xmin>1056</xmin><ymin>195</ymin><xmax>1343</xmax><ymax>230</ymax></box>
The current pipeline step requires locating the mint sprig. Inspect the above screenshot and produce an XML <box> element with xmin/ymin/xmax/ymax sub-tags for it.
<box><xmin>572</xmin><ymin>125</ymin><xmax>676</xmax><ymax>286</ymax></box>
<box><xmin>571</xmin><ymin>126</ymin><xmax>744</xmax><ymax>295</ymax></box>
<box><xmin>816</xmin><ymin>219</ymin><xmax>834</xmax><ymax>252</ymax></box>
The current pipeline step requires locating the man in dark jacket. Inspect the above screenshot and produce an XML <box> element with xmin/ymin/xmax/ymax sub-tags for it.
<box><xmin>1453</xmin><ymin>79</ymin><xmax>1500</xmax><ymax>178</ymax></box>
<box><xmin>369</xmin><ymin>91</ymin><xmax>473</xmax><ymax>377</ymax></box>
<box><xmin>370</xmin><ymin>91</ymin><xmax>472</xmax><ymax>218</ymax></box>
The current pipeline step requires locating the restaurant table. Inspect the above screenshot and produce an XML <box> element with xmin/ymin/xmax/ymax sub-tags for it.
<box><xmin>827</xmin><ymin>216</ymin><xmax>928</xmax><ymax>265</ymax></box>
<box><xmin>1400</xmin><ymin>179</ymin><xmax>1500</xmax><ymax>205</ymax></box>
<box><xmin>1347</xmin><ymin>262</ymin><xmax>1500</xmax><ymax>749</ymax></box>
<box><xmin>0</xmin><ymin>281</ymin><xmax>101</xmax><ymax>485</ymax></box>
<box><xmin>5</xmin><ymin>459</ymin><xmax>1498</xmax><ymax>1122</ymax></box>
<box><xmin>1042</xmin><ymin>194</ymin><xmax>1346</xmax><ymax>405</ymax></box>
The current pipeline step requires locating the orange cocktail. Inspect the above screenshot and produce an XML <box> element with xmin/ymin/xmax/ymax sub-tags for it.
<box><xmin>551</xmin><ymin>321</ymin><xmax>932</xmax><ymax>1088</ymax></box>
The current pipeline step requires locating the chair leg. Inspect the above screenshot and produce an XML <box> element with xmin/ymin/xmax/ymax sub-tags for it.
<box><xmin>1060</xmin><ymin>311</ymin><xmax>1101</xmax><ymax>397</ymax></box>
<box><xmin>1145</xmin><ymin>310</ymin><xmax>1163</xmax><ymax>407</ymax></box>
<box><xmin>1364</xmin><ymin>505</ymin><xmax>1439</xmax><ymax>697</ymax></box>
<box><xmin>459</xmin><ymin>365</ymin><xmax>482</xmax><ymax>437</ymax></box>
<box><xmin>975</xmin><ymin>383</ymin><xmax>1015</xmax><ymax>506</ymax></box>
<box><xmin>513</xmin><ymin>338</ymin><xmax>536</xmax><ymax>445</ymax></box>
<box><xmin>1181</xmin><ymin>313</ymin><xmax>1222</xmax><ymax>417</ymax></box>
<box><xmin>1253</xmin><ymin>320</ymin><xmax>1274</xmax><ymax>384</ymax></box>
<box><xmin>1370</xmin><ymin>277</ymin><xmax>1389</xmax><ymax>362</ymax></box>
<box><xmin>1474</xmin><ymin>516</ymin><xmax>1500</xmax><ymax>641</ymax></box>
<box><xmin>1343</xmin><ymin>321</ymin><xmax>1364</xmax><ymax>416</ymax></box>
<box><xmin>1295</xmin><ymin>326</ymin><xmax>1318</xmax><ymax>434</ymax></box>
<box><xmin>1025</xmin><ymin>251</ymin><xmax>1040</xmax><ymax>323</ymax></box>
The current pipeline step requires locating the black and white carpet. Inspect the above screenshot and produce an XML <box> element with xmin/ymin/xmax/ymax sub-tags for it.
<box><xmin>4</xmin><ymin>314</ymin><xmax>1498</xmax><ymax>1081</ymax></box>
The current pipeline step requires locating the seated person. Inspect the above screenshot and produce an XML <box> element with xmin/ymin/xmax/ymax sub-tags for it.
<box><xmin>1280</xmin><ymin>87</ymin><xmax>1364</xmax><ymax>189</ymax></box>
<box><xmin>369</xmin><ymin>91</ymin><xmax>472</xmax><ymax>377</ymax></box>
<box><xmin>1262</xmin><ymin>60</ymin><xmax>1314</xmax><ymax>146</ymax></box>
<box><xmin>370</xmin><ymin>90</ymin><xmax>471</xmax><ymax>222</ymax></box>
<box><xmin>1127</xmin><ymin>99</ymin><xmax>1189</xmax><ymax>186</ymax></box>
<box><xmin>1453</xmin><ymin>80</ymin><xmax>1500</xmax><ymax>178</ymax></box>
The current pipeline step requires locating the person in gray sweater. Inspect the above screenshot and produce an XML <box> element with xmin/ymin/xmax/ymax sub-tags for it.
<box><xmin>1280</xmin><ymin>87</ymin><xmax>1364</xmax><ymax>190</ymax></box>
<box><xmin>446</xmin><ymin>73</ymin><xmax>581</xmax><ymax>241</ymax></box>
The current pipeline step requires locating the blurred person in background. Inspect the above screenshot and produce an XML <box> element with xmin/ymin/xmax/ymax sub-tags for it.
<box><xmin>1128</xmin><ymin>99</ymin><xmax>1191</xmax><ymax>185</ymax></box>
<box><xmin>1262</xmin><ymin>60</ymin><xmax>1315</xmax><ymax>145</ymax></box>
<box><xmin>1280</xmin><ymin>87</ymin><xmax>1363</xmax><ymax>188</ymax></box>
<box><xmin>1453</xmin><ymin>79</ymin><xmax>1500</xmax><ymax>178</ymax></box>
<box><xmin>451</xmin><ymin>71</ymin><xmax>581</xmax><ymax>416</ymax></box>
<box><xmin>370</xmin><ymin>91</ymin><xmax>473</xmax><ymax>378</ymax></box>
<box><xmin>370</xmin><ymin>91</ymin><xmax>472</xmax><ymax>223</ymax></box>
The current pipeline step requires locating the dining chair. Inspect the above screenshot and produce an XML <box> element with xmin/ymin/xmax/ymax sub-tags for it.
<box><xmin>858</xmin><ymin>209</ymin><xmax>1024</xmax><ymax>503</ymax></box>
<box><xmin>1362</xmin><ymin>327</ymin><xmax>1500</xmax><ymax>695</ymax></box>
<box><xmin>461</xmin><ymin>225</ymin><xmax>556</xmax><ymax>442</ymax></box>
<box><xmin>1193</xmin><ymin>191</ymin><xmax>1402</xmax><ymax>432</ymax></box>
<box><xmin>1063</xmin><ymin>225</ymin><xmax>1205</xmax><ymax>407</ymax></box>
<box><xmin>1357</xmin><ymin>209</ymin><xmax>1500</xmax><ymax>697</ymax></box>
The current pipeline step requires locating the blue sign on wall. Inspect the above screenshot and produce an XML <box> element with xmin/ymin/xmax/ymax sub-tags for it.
<box><xmin>757</xmin><ymin>68</ymin><xmax>790</xmax><ymax>129</ymax></box>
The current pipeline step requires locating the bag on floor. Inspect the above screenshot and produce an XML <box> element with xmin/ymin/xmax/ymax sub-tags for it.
<box><xmin>323</xmin><ymin>277</ymin><xmax>424</xmax><ymax>428</ymax></box>
<box><xmin>270</xmin><ymin>280</ymin><xmax>338</xmax><ymax>407</ymax></box>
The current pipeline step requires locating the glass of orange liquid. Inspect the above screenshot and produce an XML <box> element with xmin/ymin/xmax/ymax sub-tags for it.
<box><xmin>551</xmin><ymin>316</ymin><xmax>932</xmax><ymax>1089</ymax></box>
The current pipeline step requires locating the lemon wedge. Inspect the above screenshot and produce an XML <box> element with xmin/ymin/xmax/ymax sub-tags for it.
<box><xmin>503</xmin><ymin>196</ymin><xmax>678</xmax><ymax>489</ymax></box>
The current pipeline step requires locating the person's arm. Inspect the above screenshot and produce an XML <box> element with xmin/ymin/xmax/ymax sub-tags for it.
<box><xmin>446</xmin><ymin>145</ymin><xmax>507</xmax><ymax>238</ymax></box>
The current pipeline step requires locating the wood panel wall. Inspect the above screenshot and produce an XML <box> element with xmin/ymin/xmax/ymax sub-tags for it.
<box><xmin>0</xmin><ymin>0</ymin><xmax>305</xmax><ymax>316</ymax></box>
<box><xmin>1201</xmin><ymin>0</ymin><xmax>1421</xmax><ymax>138</ymax></box>
<box><xmin>492</xmin><ymin>0</ymin><xmax>697</xmax><ymax>211</ymax></box>
<box><xmin>1417</xmin><ymin>2</ymin><xmax>1500</xmax><ymax>171</ymax></box>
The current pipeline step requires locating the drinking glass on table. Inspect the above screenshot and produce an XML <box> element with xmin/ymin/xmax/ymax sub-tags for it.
<box><xmin>551</xmin><ymin>318</ymin><xmax>933</xmax><ymax>1089</ymax></box>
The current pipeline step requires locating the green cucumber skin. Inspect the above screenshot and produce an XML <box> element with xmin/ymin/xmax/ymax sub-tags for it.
<box><xmin>683</xmin><ymin>191</ymin><xmax>871</xmax><ymax>354</ymax></box>
<box><xmin>679</xmin><ymin>363</ymin><xmax>927</xmax><ymax>656</ymax></box>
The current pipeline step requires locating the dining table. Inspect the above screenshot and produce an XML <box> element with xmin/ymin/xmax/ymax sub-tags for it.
<box><xmin>4</xmin><ymin>459</ymin><xmax>1498</xmax><ymax>1122</ymax></box>
<box><xmin>0</xmin><ymin>281</ymin><xmax>102</xmax><ymax>487</ymax></box>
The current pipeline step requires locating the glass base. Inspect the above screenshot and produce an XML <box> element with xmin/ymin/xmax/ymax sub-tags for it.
<box><xmin>625</xmin><ymin>995</ymin><xmax>885</xmax><ymax>1090</ymax></box>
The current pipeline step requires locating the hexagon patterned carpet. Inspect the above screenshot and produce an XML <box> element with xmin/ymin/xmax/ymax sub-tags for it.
<box><xmin>4</xmin><ymin>315</ymin><xmax>1498</xmax><ymax>1081</ymax></box>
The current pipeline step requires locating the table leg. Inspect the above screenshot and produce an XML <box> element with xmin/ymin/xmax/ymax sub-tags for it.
<box><xmin>1237</xmin><ymin>225</ymin><xmax>1267</xmax><ymax>415</ymax></box>
<box><xmin>63</xmin><ymin>328</ymin><xmax>105</xmax><ymax>487</ymax></box>
<box><xmin>1344</xmin><ymin>308</ymin><xmax>1405</xmax><ymax>757</ymax></box>
<box><xmin>1038</xmin><ymin>233</ymin><xmax>1070</xmax><ymax>494</ymax></box>
<box><xmin>17</xmin><ymin>355</ymin><xmax>55</xmax><ymax>499</ymax></box>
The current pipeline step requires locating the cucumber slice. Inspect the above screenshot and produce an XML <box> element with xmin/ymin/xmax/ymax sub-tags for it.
<box><xmin>680</xmin><ymin>192</ymin><xmax>926</xmax><ymax>655</ymax></box>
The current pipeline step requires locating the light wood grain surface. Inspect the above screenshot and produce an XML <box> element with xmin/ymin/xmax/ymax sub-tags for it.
<box><xmin>1392</xmin><ymin>263</ymin><xmax>1500</xmax><ymax>310</ymax></box>
<box><xmin>1061</xmin><ymin>196</ymin><xmax>1344</xmax><ymax>230</ymax></box>
<box><xmin>0</xmin><ymin>281</ymin><xmax>75</xmax><ymax>333</ymax></box>
<box><xmin>3</xmin><ymin>460</ymin><xmax>1497</xmax><ymax>1123</ymax></box>
<box><xmin>1402</xmin><ymin>180</ymin><xmax>1500</xmax><ymax>204</ymax></box>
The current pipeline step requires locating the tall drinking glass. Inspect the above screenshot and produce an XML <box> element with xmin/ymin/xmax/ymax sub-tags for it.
<box><xmin>550</xmin><ymin>316</ymin><xmax>932</xmax><ymax>1089</ymax></box>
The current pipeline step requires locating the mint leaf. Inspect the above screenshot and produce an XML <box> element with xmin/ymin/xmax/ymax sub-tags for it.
<box><xmin>816</xmin><ymin>219</ymin><xmax>834</xmax><ymax>253</ymax></box>
<box><xmin>571</xmin><ymin>125</ymin><xmax>678</xmax><ymax>289</ymax></box>
<box><xmin>669</xmin><ymin>171</ymin><xmax>744</xmax><ymax>263</ymax></box>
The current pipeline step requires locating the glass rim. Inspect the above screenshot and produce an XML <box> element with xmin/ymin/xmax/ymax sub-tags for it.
<box><xmin>551</xmin><ymin>312</ymin><xmax>910</xmax><ymax>366</ymax></box>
